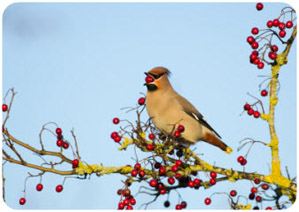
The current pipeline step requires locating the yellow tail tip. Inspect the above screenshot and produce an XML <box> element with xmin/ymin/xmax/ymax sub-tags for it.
<box><xmin>225</xmin><ymin>147</ymin><xmax>233</xmax><ymax>154</ymax></box>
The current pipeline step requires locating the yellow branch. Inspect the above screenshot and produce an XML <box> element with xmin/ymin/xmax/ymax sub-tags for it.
<box><xmin>262</xmin><ymin>25</ymin><xmax>297</xmax><ymax>190</ymax></box>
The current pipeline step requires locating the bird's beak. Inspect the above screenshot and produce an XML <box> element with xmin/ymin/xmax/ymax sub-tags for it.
<box><xmin>144</xmin><ymin>72</ymin><xmax>149</xmax><ymax>76</ymax></box>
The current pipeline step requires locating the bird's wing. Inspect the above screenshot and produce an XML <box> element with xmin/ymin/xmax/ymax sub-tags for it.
<box><xmin>174</xmin><ymin>93</ymin><xmax>222</xmax><ymax>138</ymax></box>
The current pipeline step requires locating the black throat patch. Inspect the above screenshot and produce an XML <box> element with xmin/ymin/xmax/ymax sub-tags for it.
<box><xmin>146</xmin><ymin>84</ymin><xmax>158</xmax><ymax>92</ymax></box>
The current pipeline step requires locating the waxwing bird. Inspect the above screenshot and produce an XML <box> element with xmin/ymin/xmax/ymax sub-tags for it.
<box><xmin>144</xmin><ymin>67</ymin><xmax>232</xmax><ymax>154</ymax></box>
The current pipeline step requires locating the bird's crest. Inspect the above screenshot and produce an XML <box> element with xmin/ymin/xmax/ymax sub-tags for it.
<box><xmin>148</xmin><ymin>67</ymin><xmax>171</xmax><ymax>77</ymax></box>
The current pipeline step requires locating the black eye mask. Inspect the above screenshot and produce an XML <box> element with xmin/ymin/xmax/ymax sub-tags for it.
<box><xmin>150</xmin><ymin>73</ymin><xmax>164</xmax><ymax>80</ymax></box>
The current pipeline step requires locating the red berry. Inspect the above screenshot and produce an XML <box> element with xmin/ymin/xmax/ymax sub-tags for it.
<box><xmin>56</xmin><ymin>185</ymin><xmax>63</xmax><ymax>192</ymax></box>
<box><xmin>56</xmin><ymin>139</ymin><xmax>63</xmax><ymax>147</ymax></box>
<box><xmin>262</xmin><ymin>183</ymin><xmax>269</xmax><ymax>190</ymax></box>
<box><xmin>249</xmin><ymin>192</ymin><xmax>255</xmax><ymax>200</ymax></box>
<box><xmin>164</xmin><ymin>200</ymin><xmax>170</xmax><ymax>208</ymax></box>
<box><xmin>253</xmin><ymin>58</ymin><xmax>260</xmax><ymax>65</ymax></box>
<box><xmin>244</xmin><ymin>103</ymin><xmax>251</xmax><ymax>111</ymax></box>
<box><xmin>247</xmin><ymin>36</ymin><xmax>255</xmax><ymax>44</ymax></box>
<box><xmin>114</xmin><ymin>135</ymin><xmax>122</xmax><ymax>143</ymax></box>
<box><xmin>254</xmin><ymin>111</ymin><xmax>260</xmax><ymax>118</ymax></box>
<box><xmin>176</xmin><ymin>160</ymin><xmax>182</xmax><ymax>166</ymax></box>
<box><xmin>147</xmin><ymin>144</ymin><xmax>154</xmax><ymax>151</ymax></box>
<box><xmin>210</xmin><ymin>171</ymin><xmax>217</xmax><ymax>179</ymax></box>
<box><xmin>123</xmin><ymin>199</ymin><xmax>130</xmax><ymax>205</ymax></box>
<box><xmin>157</xmin><ymin>183</ymin><xmax>164</xmax><ymax>190</ymax></box>
<box><xmin>273</xmin><ymin>19</ymin><xmax>280</xmax><ymax>27</ymax></box>
<box><xmin>111</xmin><ymin>132</ymin><xmax>118</xmax><ymax>139</ymax></box>
<box><xmin>134</xmin><ymin>163</ymin><xmax>141</xmax><ymax>170</ymax></box>
<box><xmin>251</xmin><ymin>41</ymin><xmax>259</xmax><ymax>49</ymax></box>
<box><xmin>176</xmin><ymin>149</ymin><xmax>184</xmax><ymax>157</ymax></box>
<box><xmin>72</xmin><ymin>159</ymin><xmax>79</xmax><ymax>168</ymax></box>
<box><xmin>175</xmin><ymin>173</ymin><xmax>182</xmax><ymax>180</ymax></box>
<box><xmin>175</xmin><ymin>204</ymin><xmax>182</xmax><ymax>210</ymax></box>
<box><xmin>130</xmin><ymin>198</ymin><xmax>136</xmax><ymax>205</ymax></box>
<box><xmin>241</xmin><ymin>159</ymin><xmax>247</xmax><ymax>166</ymax></box>
<box><xmin>168</xmin><ymin>177</ymin><xmax>175</xmax><ymax>185</ymax></box>
<box><xmin>148</xmin><ymin>133</ymin><xmax>155</xmax><ymax>140</ymax></box>
<box><xmin>251</xmin><ymin>187</ymin><xmax>258</xmax><ymax>193</ymax></box>
<box><xmin>36</xmin><ymin>183</ymin><xmax>43</xmax><ymax>191</ymax></box>
<box><xmin>2</xmin><ymin>104</ymin><xmax>8</xmax><ymax>112</ymax></box>
<box><xmin>138</xmin><ymin>97</ymin><xmax>145</xmax><ymax>105</ymax></box>
<box><xmin>126</xmin><ymin>205</ymin><xmax>133</xmax><ymax>210</ymax></box>
<box><xmin>279</xmin><ymin>22</ymin><xmax>286</xmax><ymax>30</ymax></box>
<box><xmin>252</xmin><ymin>50</ymin><xmax>259</xmax><ymax>55</ymax></box>
<box><xmin>113</xmin><ymin>118</ymin><xmax>120</xmax><ymax>124</ymax></box>
<box><xmin>230</xmin><ymin>190</ymin><xmax>237</xmax><ymax>197</ymax></box>
<box><xmin>286</xmin><ymin>21</ymin><xmax>293</xmax><ymax>28</ymax></box>
<box><xmin>159</xmin><ymin>188</ymin><xmax>167</xmax><ymax>195</ymax></box>
<box><xmin>181</xmin><ymin>201</ymin><xmax>187</xmax><ymax>209</ymax></box>
<box><xmin>191</xmin><ymin>171</ymin><xmax>198</xmax><ymax>176</ymax></box>
<box><xmin>256</xmin><ymin>3</ymin><xmax>263</xmax><ymax>11</ymax></box>
<box><xmin>237</xmin><ymin>156</ymin><xmax>245</xmax><ymax>163</ymax></box>
<box><xmin>204</xmin><ymin>198</ymin><xmax>211</xmax><ymax>205</ymax></box>
<box><xmin>248</xmin><ymin>108</ymin><xmax>254</xmax><ymax>115</ymax></box>
<box><xmin>62</xmin><ymin>142</ymin><xmax>69</xmax><ymax>149</ymax></box>
<box><xmin>210</xmin><ymin>178</ymin><xmax>216</xmax><ymax>185</ymax></box>
<box><xmin>268</xmin><ymin>52</ymin><xmax>277</xmax><ymax>60</ymax></box>
<box><xmin>123</xmin><ymin>189</ymin><xmax>131</xmax><ymax>196</ymax></box>
<box><xmin>257</xmin><ymin>62</ymin><xmax>264</xmax><ymax>69</ymax></box>
<box><xmin>194</xmin><ymin>178</ymin><xmax>201</xmax><ymax>186</ymax></box>
<box><xmin>154</xmin><ymin>162</ymin><xmax>161</xmax><ymax>169</ymax></box>
<box><xmin>138</xmin><ymin>170</ymin><xmax>146</xmax><ymax>178</ymax></box>
<box><xmin>171</xmin><ymin>165</ymin><xmax>178</xmax><ymax>173</ymax></box>
<box><xmin>267</xmin><ymin>20</ymin><xmax>273</xmax><ymax>28</ymax></box>
<box><xmin>279</xmin><ymin>30</ymin><xmax>286</xmax><ymax>38</ymax></box>
<box><xmin>256</xmin><ymin>195</ymin><xmax>262</xmax><ymax>202</ymax></box>
<box><xmin>149</xmin><ymin>179</ymin><xmax>158</xmax><ymax>187</ymax></box>
<box><xmin>168</xmin><ymin>149</ymin><xmax>174</xmax><ymax>155</ymax></box>
<box><xmin>57</xmin><ymin>134</ymin><xmax>63</xmax><ymax>140</ymax></box>
<box><xmin>251</xmin><ymin>27</ymin><xmax>259</xmax><ymax>35</ymax></box>
<box><xmin>266</xmin><ymin>207</ymin><xmax>272</xmax><ymax>210</ymax></box>
<box><xmin>188</xmin><ymin>181</ymin><xmax>194</xmax><ymax>188</ymax></box>
<box><xmin>254</xmin><ymin>178</ymin><xmax>261</xmax><ymax>184</ymax></box>
<box><xmin>55</xmin><ymin>128</ymin><xmax>62</xmax><ymax>135</ymax></box>
<box><xmin>261</xmin><ymin>90</ymin><xmax>268</xmax><ymax>96</ymax></box>
<box><xmin>250</xmin><ymin>54</ymin><xmax>258</xmax><ymax>61</ymax></box>
<box><xmin>178</xmin><ymin>125</ymin><xmax>185</xmax><ymax>132</ymax></box>
<box><xmin>131</xmin><ymin>169</ymin><xmax>138</xmax><ymax>177</ymax></box>
<box><xmin>174</xmin><ymin>131</ymin><xmax>181</xmax><ymax>137</ymax></box>
<box><xmin>271</xmin><ymin>45</ymin><xmax>278</xmax><ymax>52</ymax></box>
<box><xmin>159</xmin><ymin>166</ymin><xmax>166</xmax><ymax>175</ymax></box>
<box><xmin>145</xmin><ymin>75</ymin><xmax>154</xmax><ymax>83</ymax></box>
<box><xmin>19</xmin><ymin>197</ymin><xmax>26</xmax><ymax>205</ymax></box>
<box><xmin>118</xmin><ymin>202</ymin><xmax>125</xmax><ymax>209</ymax></box>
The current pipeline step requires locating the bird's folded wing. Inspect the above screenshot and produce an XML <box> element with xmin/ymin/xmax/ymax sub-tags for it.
<box><xmin>174</xmin><ymin>93</ymin><xmax>222</xmax><ymax>139</ymax></box>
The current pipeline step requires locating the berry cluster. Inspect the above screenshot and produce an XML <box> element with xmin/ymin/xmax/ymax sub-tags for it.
<box><xmin>224</xmin><ymin>180</ymin><xmax>272</xmax><ymax>210</ymax></box>
<box><xmin>117</xmin><ymin>188</ymin><xmax>136</xmax><ymax>210</ymax></box>
<box><xmin>243</xmin><ymin>103</ymin><xmax>260</xmax><ymax>118</ymax></box>
<box><xmin>131</xmin><ymin>163</ymin><xmax>146</xmax><ymax>178</ymax></box>
<box><xmin>237</xmin><ymin>156</ymin><xmax>247</xmax><ymax>166</ymax></box>
<box><xmin>55</xmin><ymin>128</ymin><xmax>69</xmax><ymax>149</ymax></box>
<box><xmin>174</xmin><ymin>125</ymin><xmax>185</xmax><ymax>138</ymax></box>
<box><xmin>247</xmin><ymin>3</ymin><xmax>295</xmax><ymax>69</ymax></box>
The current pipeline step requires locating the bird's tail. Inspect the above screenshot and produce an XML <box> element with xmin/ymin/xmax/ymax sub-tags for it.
<box><xmin>202</xmin><ymin>132</ymin><xmax>232</xmax><ymax>154</ymax></box>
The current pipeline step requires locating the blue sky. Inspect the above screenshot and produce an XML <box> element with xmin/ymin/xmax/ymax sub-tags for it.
<box><xmin>2</xmin><ymin>2</ymin><xmax>297</xmax><ymax>210</ymax></box>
